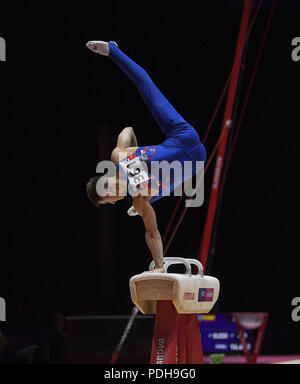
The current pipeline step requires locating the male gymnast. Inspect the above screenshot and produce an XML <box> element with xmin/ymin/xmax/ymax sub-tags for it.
<box><xmin>86</xmin><ymin>41</ymin><xmax>206</xmax><ymax>273</ymax></box>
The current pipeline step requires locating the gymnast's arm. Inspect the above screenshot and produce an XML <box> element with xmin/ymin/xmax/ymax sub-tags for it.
<box><xmin>132</xmin><ymin>195</ymin><xmax>163</xmax><ymax>270</ymax></box>
<box><xmin>117</xmin><ymin>126</ymin><xmax>138</xmax><ymax>148</ymax></box>
<box><xmin>111</xmin><ymin>127</ymin><xmax>138</xmax><ymax>162</ymax></box>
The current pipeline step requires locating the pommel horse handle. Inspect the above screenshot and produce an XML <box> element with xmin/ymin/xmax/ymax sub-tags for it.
<box><xmin>149</xmin><ymin>257</ymin><xmax>203</xmax><ymax>277</ymax></box>
<box><xmin>130</xmin><ymin>257</ymin><xmax>220</xmax><ymax>364</ymax></box>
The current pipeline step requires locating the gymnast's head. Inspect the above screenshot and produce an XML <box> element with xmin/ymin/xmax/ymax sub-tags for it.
<box><xmin>86</xmin><ymin>175</ymin><xmax>126</xmax><ymax>206</ymax></box>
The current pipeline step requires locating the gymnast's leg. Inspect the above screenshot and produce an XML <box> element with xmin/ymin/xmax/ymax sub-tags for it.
<box><xmin>86</xmin><ymin>40</ymin><xmax>187</xmax><ymax>138</ymax></box>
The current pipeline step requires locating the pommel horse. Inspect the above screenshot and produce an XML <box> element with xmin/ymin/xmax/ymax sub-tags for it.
<box><xmin>129</xmin><ymin>257</ymin><xmax>220</xmax><ymax>364</ymax></box>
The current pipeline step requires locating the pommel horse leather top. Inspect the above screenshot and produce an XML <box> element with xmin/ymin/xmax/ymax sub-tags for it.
<box><xmin>130</xmin><ymin>257</ymin><xmax>220</xmax><ymax>315</ymax></box>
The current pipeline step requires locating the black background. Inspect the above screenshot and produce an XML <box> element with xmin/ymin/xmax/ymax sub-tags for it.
<box><xmin>1</xmin><ymin>0</ymin><xmax>299</xmax><ymax>354</ymax></box>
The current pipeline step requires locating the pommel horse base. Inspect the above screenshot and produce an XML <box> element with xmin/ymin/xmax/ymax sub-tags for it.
<box><xmin>129</xmin><ymin>258</ymin><xmax>220</xmax><ymax>364</ymax></box>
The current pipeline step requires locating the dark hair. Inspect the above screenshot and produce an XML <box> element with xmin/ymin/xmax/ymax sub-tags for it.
<box><xmin>86</xmin><ymin>175</ymin><xmax>108</xmax><ymax>207</ymax></box>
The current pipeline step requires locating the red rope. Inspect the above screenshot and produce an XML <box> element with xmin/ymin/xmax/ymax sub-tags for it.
<box><xmin>223</xmin><ymin>0</ymin><xmax>277</xmax><ymax>184</ymax></box>
<box><xmin>163</xmin><ymin>125</ymin><xmax>229</xmax><ymax>256</ymax></box>
<box><xmin>198</xmin><ymin>0</ymin><xmax>276</xmax><ymax>271</ymax></box>
<box><xmin>201</xmin><ymin>0</ymin><xmax>264</xmax><ymax>144</ymax></box>
<box><xmin>202</xmin><ymin>76</ymin><xmax>231</xmax><ymax>145</ymax></box>
<box><xmin>202</xmin><ymin>0</ymin><xmax>264</xmax><ymax>145</ymax></box>
<box><xmin>199</xmin><ymin>0</ymin><xmax>254</xmax><ymax>271</ymax></box>
<box><xmin>162</xmin><ymin>70</ymin><xmax>230</xmax><ymax>244</ymax></box>
<box><xmin>162</xmin><ymin>0</ymin><xmax>264</xmax><ymax>248</ymax></box>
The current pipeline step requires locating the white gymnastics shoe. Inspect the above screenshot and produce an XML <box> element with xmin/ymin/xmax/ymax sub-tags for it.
<box><xmin>127</xmin><ymin>206</ymin><xmax>139</xmax><ymax>217</ymax></box>
<box><xmin>86</xmin><ymin>40</ymin><xmax>118</xmax><ymax>56</ymax></box>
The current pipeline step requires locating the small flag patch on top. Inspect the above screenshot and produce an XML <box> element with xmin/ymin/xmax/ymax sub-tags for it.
<box><xmin>128</xmin><ymin>153</ymin><xmax>136</xmax><ymax>161</ymax></box>
<box><xmin>198</xmin><ymin>288</ymin><xmax>214</xmax><ymax>302</ymax></box>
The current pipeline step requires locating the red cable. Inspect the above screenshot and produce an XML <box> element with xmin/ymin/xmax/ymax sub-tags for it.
<box><xmin>223</xmin><ymin>0</ymin><xmax>277</xmax><ymax>184</ymax></box>
<box><xmin>198</xmin><ymin>0</ymin><xmax>276</xmax><ymax>271</ymax></box>
<box><xmin>162</xmin><ymin>197</ymin><xmax>182</xmax><ymax>243</ymax></box>
<box><xmin>163</xmin><ymin>126</ymin><xmax>229</xmax><ymax>256</ymax></box>
<box><xmin>202</xmin><ymin>0</ymin><xmax>264</xmax><ymax>145</ymax></box>
<box><xmin>162</xmin><ymin>73</ymin><xmax>231</xmax><ymax>245</ymax></box>
<box><xmin>165</xmin><ymin>0</ymin><xmax>253</xmax><ymax>256</ymax></box>
<box><xmin>162</xmin><ymin>0</ymin><xmax>264</xmax><ymax>248</ymax></box>
<box><xmin>162</xmin><ymin>72</ymin><xmax>231</xmax><ymax>244</ymax></box>
<box><xmin>202</xmin><ymin>76</ymin><xmax>231</xmax><ymax>145</ymax></box>
<box><xmin>199</xmin><ymin>0</ymin><xmax>259</xmax><ymax>271</ymax></box>
<box><xmin>213</xmin><ymin>0</ymin><xmax>276</xmax><ymax>250</ymax></box>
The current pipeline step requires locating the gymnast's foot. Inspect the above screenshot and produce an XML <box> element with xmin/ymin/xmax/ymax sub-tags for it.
<box><xmin>86</xmin><ymin>40</ymin><xmax>118</xmax><ymax>56</ymax></box>
<box><xmin>142</xmin><ymin>267</ymin><xmax>164</xmax><ymax>274</ymax></box>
